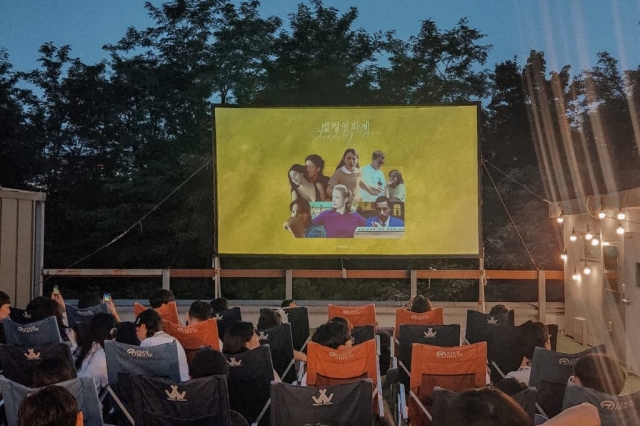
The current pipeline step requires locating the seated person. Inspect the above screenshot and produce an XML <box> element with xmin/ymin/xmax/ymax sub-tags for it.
<box><xmin>149</xmin><ymin>288</ymin><xmax>175</xmax><ymax>309</ymax></box>
<box><xmin>18</xmin><ymin>385</ymin><xmax>83</xmax><ymax>426</ymax></box>
<box><xmin>223</xmin><ymin>321</ymin><xmax>281</xmax><ymax>382</ymax></box>
<box><xmin>115</xmin><ymin>321</ymin><xmax>139</xmax><ymax>345</ymax></box>
<box><xmin>365</xmin><ymin>196</ymin><xmax>404</xmax><ymax>228</ymax></box>
<box><xmin>446</xmin><ymin>388</ymin><xmax>532</xmax><ymax>426</ymax></box>
<box><xmin>281</xmin><ymin>299</ymin><xmax>297</xmax><ymax>308</ymax></box>
<box><xmin>0</xmin><ymin>290</ymin><xmax>11</xmax><ymax>320</ymax></box>
<box><xmin>573</xmin><ymin>353</ymin><xmax>626</xmax><ymax>395</ymax></box>
<box><xmin>210</xmin><ymin>297</ymin><xmax>229</xmax><ymax>313</ymax></box>
<box><xmin>187</xmin><ymin>300</ymin><xmax>223</xmax><ymax>350</ymax></box>
<box><xmin>489</xmin><ymin>303</ymin><xmax>510</xmax><ymax>315</ymax></box>
<box><xmin>312</xmin><ymin>320</ymin><xmax>354</xmax><ymax>350</ymax></box>
<box><xmin>408</xmin><ymin>295</ymin><xmax>433</xmax><ymax>313</ymax></box>
<box><xmin>33</xmin><ymin>358</ymin><xmax>76</xmax><ymax>387</ymax></box>
<box><xmin>257</xmin><ymin>309</ymin><xmax>305</xmax><ymax>362</ymax></box>
<box><xmin>135</xmin><ymin>309</ymin><xmax>189</xmax><ymax>381</ymax></box>
<box><xmin>77</xmin><ymin>292</ymin><xmax>121</xmax><ymax>322</ymax></box>
<box><xmin>505</xmin><ymin>321</ymin><xmax>550</xmax><ymax>385</ymax></box>
<box><xmin>75</xmin><ymin>313</ymin><xmax>117</xmax><ymax>391</ymax></box>
<box><xmin>283</xmin><ymin>198</ymin><xmax>326</xmax><ymax>238</ymax></box>
<box><xmin>29</xmin><ymin>295</ymin><xmax>77</xmax><ymax>351</ymax></box>
<box><xmin>189</xmin><ymin>347</ymin><xmax>229</xmax><ymax>379</ymax></box>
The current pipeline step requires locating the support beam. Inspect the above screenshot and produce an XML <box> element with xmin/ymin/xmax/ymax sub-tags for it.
<box><xmin>214</xmin><ymin>257</ymin><xmax>221</xmax><ymax>299</ymax></box>
<box><xmin>479</xmin><ymin>253</ymin><xmax>486</xmax><ymax>313</ymax></box>
<box><xmin>410</xmin><ymin>270</ymin><xmax>417</xmax><ymax>298</ymax></box>
<box><xmin>538</xmin><ymin>270</ymin><xmax>547</xmax><ymax>323</ymax></box>
<box><xmin>285</xmin><ymin>269</ymin><xmax>293</xmax><ymax>299</ymax></box>
<box><xmin>162</xmin><ymin>269</ymin><xmax>170</xmax><ymax>290</ymax></box>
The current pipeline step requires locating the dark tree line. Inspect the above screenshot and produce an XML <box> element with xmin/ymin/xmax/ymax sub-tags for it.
<box><xmin>1</xmin><ymin>0</ymin><xmax>638</xmax><ymax>300</ymax></box>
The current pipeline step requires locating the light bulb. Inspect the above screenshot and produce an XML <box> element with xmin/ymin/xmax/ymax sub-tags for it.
<box><xmin>570</xmin><ymin>229</ymin><xmax>577</xmax><ymax>242</ymax></box>
<box><xmin>561</xmin><ymin>249</ymin><xmax>568</xmax><ymax>261</ymax></box>
<box><xmin>585</xmin><ymin>230</ymin><xmax>593</xmax><ymax>241</ymax></box>
<box><xmin>591</xmin><ymin>238</ymin><xmax>600</xmax><ymax>246</ymax></box>
<box><xmin>557</xmin><ymin>215</ymin><xmax>564</xmax><ymax>223</ymax></box>
<box><xmin>572</xmin><ymin>268</ymin><xmax>580</xmax><ymax>280</ymax></box>
<box><xmin>583</xmin><ymin>264</ymin><xmax>591</xmax><ymax>275</ymax></box>
<box><xmin>598</xmin><ymin>211</ymin><xmax>606</xmax><ymax>219</ymax></box>
<box><xmin>617</xmin><ymin>211</ymin><xmax>626</xmax><ymax>220</ymax></box>
<box><xmin>617</xmin><ymin>222</ymin><xmax>625</xmax><ymax>235</ymax></box>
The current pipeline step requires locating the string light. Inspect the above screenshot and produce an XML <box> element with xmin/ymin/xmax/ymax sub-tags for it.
<box><xmin>617</xmin><ymin>222</ymin><xmax>625</xmax><ymax>235</ymax></box>
<box><xmin>617</xmin><ymin>211</ymin><xmax>626</xmax><ymax>220</ymax></box>
<box><xmin>583</xmin><ymin>262</ymin><xmax>591</xmax><ymax>275</ymax></box>
<box><xmin>598</xmin><ymin>201</ymin><xmax>607</xmax><ymax>219</ymax></box>
<box><xmin>556</xmin><ymin>206</ymin><xmax>564</xmax><ymax>223</ymax></box>
<box><xmin>570</xmin><ymin>228</ymin><xmax>577</xmax><ymax>242</ymax></box>
<box><xmin>572</xmin><ymin>267</ymin><xmax>580</xmax><ymax>280</ymax></box>
<box><xmin>560</xmin><ymin>248</ymin><xmax>568</xmax><ymax>261</ymax></box>
<box><xmin>585</xmin><ymin>226</ymin><xmax>593</xmax><ymax>241</ymax></box>
<box><xmin>591</xmin><ymin>238</ymin><xmax>600</xmax><ymax>246</ymax></box>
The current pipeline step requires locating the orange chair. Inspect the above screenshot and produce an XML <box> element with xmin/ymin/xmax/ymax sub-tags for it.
<box><xmin>327</xmin><ymin>304</ymin><xmax>376</xmax><ymax>327</ymax></box>
<box><xmin>407</xmin><ymin>341</ymin><xmax>487</xmax><ymax>426</ymax></box>
<box><xmin>395</xmin><ymin>307</ymin><xmax>444</xmax><ymax>341</ymax></box>
<box><xmin>133</xmin><ymin>301</ymin><xmax>180</xmax><ymax>325</ymax></box>
<box><xmin>163</xmin><ymin>319</ymin><xmax>220</xmax><ymax>364</ymax></box>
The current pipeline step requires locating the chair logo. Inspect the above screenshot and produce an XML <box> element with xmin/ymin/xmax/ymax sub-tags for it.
<box><xmin>342</xmin><ymin>309</ymin><xmax>360</xmax><ymax>315</ymax></box>
<box><xmin>227</xmin><ymin>357</ymin><xmax>242</xmax><ymax>367</ymax></box>
<box><xmin>78</xmin><ymin>310</ymin><xmax>93</xmax><ymax>316</ymax></box>
<box><xmin>126</xmin><ymin>349</ymin><xmax>153</xmax><ymax>358</ymax></box>
<box><xmin>423</xmin><ymin>328</ymin><xmax>437</xmax><ymax>338</ymax></box>
<box><xmin>558</xmin><ymin>358</ymin><xmax>578</xmax><ymax>366</ymax></box>
<box><xmin>24</xmin><ymin>348</ymin><xmax>41</xmax><ymax>360</ymax></box>
<box><xmin>164</xmin><ymin>385</ymin><xmax>187</xmax><ymax>402</ymax></box>
<box><xmin>214</xmin><ymin>314</ymin><xmax>224</xmax><ymax>320</ymax></box>
<box><xmin>486</xmin><ymin>317</ymin><xmax>498</xmax><ymax>325</ymax></box>
<box><xmin>436</xmin><ymin>350</ymin><xmax>463</xmax><ymax>359</ymax></box>
<box><xmin>176</xmin><ymin>327</ymin><xmax>195</xmax><ymax>334</ymax></box>
<box><xmin>258</xmin><ymin>331</ymin><xmax>269</xmax><ymax>340</ymax></box>
<box><xmin>17</xmin><ymin>325</ymin><xmax>39</xmax><ymax>333</ymax></box>
<box><xmin>312</xmin><ymin>389</ymin><xmax>334</xmax><ymax>406</ymax></box>
<box><xmin>328</xmin><ymin>351</ymin><xmax>354</xmax><ymax>361</ymax></box>
<box><xmin>22</xmin><ymin>312</ymin><xmax>31</xmax><ymax>319</ymax></box>
<box><xmin>411</xmin><ymin>314</ymin><xmax>428</xmax><ymax>320</ymax></box>
<box><xmin>600</xmin><ymin>400</ymin><xmax>634</xmax><ymax>411</ymax></box>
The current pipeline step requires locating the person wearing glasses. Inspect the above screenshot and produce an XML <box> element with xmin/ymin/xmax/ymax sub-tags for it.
<box><xmin>365</xmin><ymin>196</ymin><xmax>404</xmax><ymax>228</ymax></box>
<box><xmin>359</xmin><ymin>150</ymin><xmax>386</xmax><ymax>202</ymax></box>
<box><xmin>75</xmin><ymin>313</ymin><xmax>118</xmax><ymax>391</ymax></box>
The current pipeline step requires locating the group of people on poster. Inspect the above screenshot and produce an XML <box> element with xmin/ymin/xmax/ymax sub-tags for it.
<box><xmin>284</xmin><ymin>149</ymin><xmax>406</xmax><ymax>239</ymax></box>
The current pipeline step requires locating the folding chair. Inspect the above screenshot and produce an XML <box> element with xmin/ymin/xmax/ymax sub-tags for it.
<box><xmin>103</xmin><ymin>340</ymin><xmax>181</xmax><ymax>425</ymax></box>
<box><xmin>485</xmin><ymin>324</ymin><xmax>523</xmax><ymax>385</ymax></box>
<box><xmin>562</xmin><ymin>381</ymin><xmax>640</xmax><ymax>426</ymax></box>
<box><xmin>163</xmin><ymin>318</ymin><xmax>220</xmax><ymax>364</ymax></box>
<box><xmin>257</xmin><ymin>323</ymin><xmax>297</xmax><ymax>383</ymax></box>
<box><xmin>352</xmin><ymin>324</ymin><xmax>376</xmax><ymax>345</ymax></box>
<box><xmin>406</xmin><ymin>341</ymin><xmax>487</xmax><ymax>426</ymax></box>
<box><xmin>66</xmin><ymin>302</ymin><xmax>109</xmax><ymax>329</ymax></box>
<box><xmin>529</xmin><ymin>344</ymin><xmax>606</xmax><ymax>418</ymax></box>
<box><xmin>0</xmin><ymin>342</ymin><xmax>76</xmax><ymax>387</ymax></box>
<box><xmin>8</xmin><ymin>307</ymin><xmax>47</xmax><ymax>324</ymax></box>
<box><xmin>395</xmin><ymin>308</ymin><xmax>444</xmax><ymax>342</ymax></box>
<box><xmin>327</xmin><ymin>303</ymin><xmax>376</xmax><ymax>328</ymax></box>
<box><xmin>271</xmin><ymin>379</ymin><xmax>374</xmax><ymax>425</ymax></box>
<box><xmin>3</xmin><ymin>316</ymin><xmax>62</xmax><ymax>345</ymax></box>
<box><xmin>1</xmin><ymin>376</ymin><xmax>103</xmax><ymax>426</ymax></box>
<box><xmin>129</xmin><ymin>374</ymin><xmax>232</xmax><ymax>425</ymax></box>
<box><xmin>212</xmin><ymin>306</ymin><xmax>242</xmax><ymax>340</ymax></box>
<box><xmin>134</xmin><ymin>301</ymin><xmax>180</xmax><ymax>325</ymax></box>
<box><xmin>225</xmin><ymin>345</ymin><xmax>274</xmax><ymax>426</ymax></box>
<box><xmin>465</xmin><ymin>309</ymin><xmax>514</xmax><ymax>344</ymax></box>
<box><xmin>282</xmin><ymin>306</ymin><xmax>310</xmax><ymax>352</ymax></box>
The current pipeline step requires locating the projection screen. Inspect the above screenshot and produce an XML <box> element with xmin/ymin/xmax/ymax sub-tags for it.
<box><xmin>214</xmin><ymin>105</ymin><xmax>480</xmax><ymax>256</ymax></box>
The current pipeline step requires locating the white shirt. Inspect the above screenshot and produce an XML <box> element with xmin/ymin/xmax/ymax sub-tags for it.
<box><xmin>77</xmin><ymin>342</ymin><xmax>108</xmax><ymax>391</ymax></box>
<box><xmin>140</xmin><ymin>331</ymin><xmax>190</xmax><ymax>382</ymax></box>
<box><xmin>505</xmin><ymin>365</ymin><xmax>532</xmax><ymax>385</ymax></box>
<box><xmin>359</xmin><ymin>164</ymin><xmax>385</xmax><ymax>202</ymax></box>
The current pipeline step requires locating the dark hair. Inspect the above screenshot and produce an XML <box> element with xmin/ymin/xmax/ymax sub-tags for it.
<box><xmin>372</xmin><ymin>150</ymin><xmax>385</xmax><ymax>160</ymax></box>
<box><xmin>33</xmin><ymin>358</ymin><xmax>75</xmax><ymax>387</ymax></box>
<box><xmin>493</xmin><ymin>377</ymin><xmax>528</xmax><ymax>396</ymax></box>
<box><xmin>312</xmin><ymin>321</ymin><xmax>351</xmax><ymax>349</ymax></box>
<box><xmin>18</xmin><ymin>385</ymin><xmax>79</xmax><ymax>426</ymax></box>
<box><xmin>305</xmin><ymin>154</ymin><xmax>325</xmax><ymax>173</ymax></box>
<box><xmin>388</xmin><ymin>169</ymin><xmax>404</xmax><ymax>186</ymax></box>
<box><xmin>189</xmin><ymin>301</ymin><xmax>212</xmax><ymax>322</ymax></box>
<box><xmin>257</xmin><ymin>308</ymin><xmax>281</xmax><ymax>330</ymax></box>
<box><xmin>135</xmin><ymin>309</ymin><xmax>163</xmax><ymax>338</ymax></box>
<box><xmin>149</xmin><ymin>289</ymin><xmax>175</xmax><ymax>309</ymax></box>
<box><xmin>335</xmin><ymin>148</ymin><xmax>359</xmax><ymax>170</ymax></box>
<box><xmin>445</xmin><ymin>388</ymin><xmax>532</xmax><ymax>426</ymax></box>
<box><xmin>77</xmin><ymin>293</ymin><xmax>102</xmax><ymax>309</ymax></box>
<box><xmin>0</xmin><ymin>290</ymin><xmax>11</xmax><ymax>307</ymax></box>
<box><xmin>516</xmin><ymin>321</ymin><xmax>549</xmax><ymax>360</ymax></box>
<box><xmin>574</xmin><ymin>353</ymin><xmax>626</xmax><ymax>395</ymax></box>
<box><xmin>26</xmin><ymin>296</ymin><xmax>69</xmax><ymax>342</ymax></box>
<box><xmin>374</xmin><ymin>195</ymin><xmax>390</xmax><ymax>206</ymax></box>
<box><xmin>289</xmin><ymin>198</ymin><xmax>311</xmax><ymax>215</ymax></box>
<box><xmin>190</xmin><ymin>348</ymin><xmax>229</xmax><ymax>378</ymax></box>
<box><xmin>489</xmin><ymin>304</ymin><xmax>510</xmax><ymax>315</ymax></box>
<box><xmin>288</xmin><ymin>164</ymin><xmax>307</xmax><ymax>190</ymax></box>
<box><xmin>281</xmin><ymin>299</ymin><xmax>295</xmax><ymax>308</ymax></box>
<box><xmin>223</xmin><ymin>321</ymin><xmax>255</xmax><ymax>355</ymax></box>
<box><xmin>328</xmin><ymin>316</ymin><xmax>353</xmax><ymax>331</ymax></box>
<box><xmin>115</xmin><ymin>321</ymin><xmax>140</xmax><ymax>346</ymax></box>
<box><xmin>210</xmin><ymin>297</ymin><xmax>229</xmax><ymax>312</ymax></box>
<box><xmin>75</xmin><ymin>313</ymin><xmax>116</xmax><ymax>370</ymax></box>
<box><xmin>411</xmin><ymin>295</ymin><xmax>433</xmax><ymax>313</ymax></box>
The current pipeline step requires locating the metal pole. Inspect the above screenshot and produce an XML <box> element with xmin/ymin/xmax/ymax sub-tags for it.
<box><xmin>410</xmin><ymin>270</ymin><xmax>417</xmax><ymax>298</ymax></box>
<box><xmin>479</xmin><ymin>247</ymin><xmax>486</xmax><ymax>313</ymax></box>
<box><xmin>285</xmin><ymin>269</ymin><xmax>293</xmax><ymax>299</ymax></box>
<box><xmin>214</xmin><ymin>256</ymin><xmax>221</xmax><ymax>299</ymax></box>
<box><xmin>162</xmin><ymin>269</ymin><xmax>170</xmax><ymax>291</ymax></box>
<box><xmin>538</xmin><ymin>270</ymin><xmax>547</xmax><ymax>323</ymax></box>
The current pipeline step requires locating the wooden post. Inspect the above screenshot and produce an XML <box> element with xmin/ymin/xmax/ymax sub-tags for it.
<box><xmin>285</xmin><ymin>269</ymin><xmax>293</xmax><ymax>299</ymax></box>
<box><xmin>162</xmin><ymin>269</ymin><xmax>170</xmax><ymax>290</ymax></box>
<box><xmin>538</xmin><ymin>270</ymin><xmax>547</xmax><ymax>323</ymax></box>
<box><xmin>214</xmin><ymin>257</ymin><xmax>221</xmax><ymax>299</ymax></box>
<box><xmin>479</xmin><ymin>250</ymin><xmax>486</xmax><ymax>313</ymax></box>
<box><xmin>410</xmin><ymin>270</ymin><xmax>417</xmax><ymax>298</ymax></box>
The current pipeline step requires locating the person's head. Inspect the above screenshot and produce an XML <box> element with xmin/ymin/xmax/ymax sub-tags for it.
<box><xmin>374</xmin><ymin>196</ymin><xmax>391</xmax><ymax>222</ymax></box>
<box><xmin>337</xmin><ymin>148</ymin><xmax>359</xmax><ymax>172</ymax></box>
<box><xmin>410</xmin><ymin>295</ymin><xmax>433</xmax><ymax>313</ymax></box>
<box><xmin>312</xmin><ymin>321</ymin><xmax>353</xmax><ymax>350</ymax></box>
<box><xmin>489</xmin><ymin>304</ymin><xmax>510</xmax><ymax>315</ymax></box>
<box><xmin>573</xmin><ymin>353</ymin><xmax>626</xmax><ymax>395</ymax></box>
<box><xmin>188</xmin><ymin>300</ymin><xmax>212</xmax><ymax>324</ymax></box>
<box><xmin>18</xmin><ymin>385</ymin><xmax>82</xmax><ymax>426</ymax></box>
<box><xmin>281</xmin><ymin>299</ymin><xmax>297</xmax><ymax>308</ymax></box>
<box><xmin>27</xmin><ymin>296</ymin><xmax>65</xmax><ymax>331</ymax></box>
<box><xmin>77</xmin><ymin>293</ymin><xmax>102</xmax><ymax>309</ymax></box>
<box><xmin>88</xmin><ymin>313</ymin><xmax>116</xmax><ymax>348</ymax></box>
<box><xmin>210</xmin><ymin>297</ymin><xmax>228</xmax><ymax>312</ymax></box>
<box><xmin>33</xmin><ymin>358</ymin><xmax>75</xmax><ymax>387</ymax></box>
<box><xmin>0</xmin><ymin>290</ymin><xmax>11</xmax><ymax>320</ymax></box>
<box><xmin>257</xmin><ymin>308</ymin><xmax>282</xmax><ymax>330</ymax></box>
<box><xmin>445</xmin><ymin>388</ymin><xmax>532</xmax><ymax>426</ymax></box>
<box><xmin>371</xmin><ymin>150</ymin><xmax>385</xmax><ymax>170</ymax></box>
<box><xmin>135</xmin><ymin>309</ymin><xmax>163</xmax><ymax>342</ymax></box>
<box><xmin>149</xmin><ymin>289</ymin><xmax>174</xmax><ymax>309</ymax></box>
<box><xmin>332</xmin><ymin>184</ymin><xmax>352</xmax><ymax>212</ymax></box>
<box><xmin>388</xmin><ymin>170</ymin><xmax>403</xmax><ymax>187</ymax></box>
<box><xmin>288</xmin><ymin>164</ymin><xmax>307</xmax><ymax>189</ymax></box>
<box><xmin>290</xmin><ymin>198</ymin><xmax>311</xmax><ymax>222</ymax></box>
<box><xmin>223</xmin><ymin>321</ymin><xmax>259</xmax><ymax>355</ymax></box>
<box><xmin>305</xmin><ymin>154</ymin><xmax>325</xmax><ymax>181</ymax></box>
<box><xmin>329</xmin><ymin>316</ymin><xmax>354</xmax><ymax>331</ymax></box>
<box><xmin>115</xmin><ymin>321</ymin><xmax>140</xmax><ymax>346</ymax></box>
<box><xmin>190</xmin><ymin>348</ymin><xmax>229</xmax><ymax>379</ymax></box>
<box><xmin>517</xmin><ymin>321</ymin><xmax>550</xmax><ymax>361</ymax></box>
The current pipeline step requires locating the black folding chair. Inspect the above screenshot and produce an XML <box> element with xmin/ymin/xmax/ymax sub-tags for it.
<box><xmin>3</xmin><ymin>316</ymin><xmax>62</xmax><ymax>345</ymax></box>
<box><xmin>0</xmin><ymin>342</ymin><xmax>76</xmax><ymax>387</ymax></box>
<box><xmin>563</xmin><ymin>381</ymin><xmax>640</xmax><ymax>426</ymax></box>
<box><xmin>271</xmin><ymin>379</ymin><xmax>374</xmax><ymax>425</ymax></box>
<box><xmin>66</xmin><ymin>302</ymin><xmax>109</xmax><ymax>329</ymax></box>
<box><xmin>212</xmin><ymin>307</ymin><xmax>242</xmax><ymax>340</ymax></box>
<box><xmin>465</xmin><ymin>309</ymin><xmax>514</xmax><ymax>344</ymax></box>
<box><xmin>352</xmin><ymin>324</ymin><xmax>376</xmax><ymax>345</ymax></box>
<box><xmin>257</xmin><ymin>323</ymin><xmax>296</xmax><ymax>383</ymax></box>
<box><xmin>486</xmin><ymin>324</ymin><xmax>523</xmax><ymax>385</ymax></box>
<box><xmin>8</xmin><ymin>307</ymin><xmax>47</xmax><ymax>324</ymax></box>
<box><xmin>283</xmin><ymin>306</ymin><xmax>311</xmax><ymax>352</ymax></box>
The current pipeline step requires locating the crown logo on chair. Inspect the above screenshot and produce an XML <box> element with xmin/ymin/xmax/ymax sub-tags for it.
<box><xmin>486</xmin><ymin>317</ymin><xmax>498</xmax><ymax>325</ymax></box>
<box><xmin>311</xmin><ymin>389</ymin><xmax>334</xmax><ymax>406</ymax></box>
<box><xmin>24</xmin><ymin>349</ymin><xmax>41</xmax><ymax>360</ymax></box>
<box><xmin>258</xmin><ymin>331</ymin><xmax>269</xmax><ymax>340</ymax></box>
<box><xmin>214</xmin><ymin>313</ymin><xmax>224</xmax><ymax>320</ymax></box>
<box><xmin>423</xmin><ymin>328</ymin><xmax>437</xmax><ymax>338</ymax></box>
<box><xmin>165</xmin><ymin>385</ymin><xmax>187</xmax><ymax>402</ymax></box>
<box><xmin>22</xmin><ymin>312</ymin><xmax>31</xmax><ymax>319</ymax></box>
<box><xmin>227</xmin><ymin>357</ymin><xmax>242</xmax><ymax>367</ymax></box>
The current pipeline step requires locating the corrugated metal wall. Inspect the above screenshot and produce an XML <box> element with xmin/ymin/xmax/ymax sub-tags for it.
<box><xmin>0</xmin><ymin>188</ymin><xmax>45</xmax><ymax>308</ymax></box>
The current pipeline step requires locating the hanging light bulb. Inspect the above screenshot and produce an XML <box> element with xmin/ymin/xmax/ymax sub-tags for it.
<box><xmin>572</xmin><ymin>267</ymin><xmax>580</xmax><ymax>280</ymax></box>
<box><xmin>583</xmin><ymin>262</ymin><xmax>591</xmax><ymax>275</ymax></box>
<box><xmin>570</xmin><ymin>228</ymin><xmax>577</xmax><ymax>242</ymax></box>
<box><xmin>591</xmin><ymin>238</ymin><xmax>600</xmax><ymax>246</ymax></box>
<box><xmin>557</xmin><ymin>215</ymin><xmax>564</xmax><ymax>223</ymax></box>
<box><xmin>617</xmin><ymin>222</ymin><xmax>625</xmax><ymax>235</ymax></box>
<box><xmin>598</xmin><ymin>211</ymin><xmax>606</xmax><ymax>219</ymax></box>
<box><xmin>585</xmin><ymin>226</ymin><xmax>593</xmax><ymax>241</ymax></box>
<box><xmin>560</xmin><ymin>248</ymin><xmax>568</xmax><ymax>261</ymax></box>
<box><xmin>617</xmin><ymin>211</ymin><xmax>626</xmax><ymax>220</ymax></box>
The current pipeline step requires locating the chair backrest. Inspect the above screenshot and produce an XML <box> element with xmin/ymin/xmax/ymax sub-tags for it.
<box><xmin>212</xmin><ymin>307</ymin><xmax>242</xmax><ymax>340</ymax></box>
<box><xmin>529</xmin><ymin>344</ymin><xmax>607</xmax><ymax>389</ymax></box>
<box><xmin>129</xmin><ymin>374</ymin><xmax>232</xmax><ymax>426</ymax></box>
<box><xmin>352</xmin><ymin>324</ymin><xmax>376</xmax><ymax>345</ymax></box>
<box><xmin>486</xmin><ymin>324</ymin><xmax>523</xmax><ymax>384</ymax></box>
<box><xmin>3</xmin><ymin>316</ymin><xmax>62</xmax><ymax>345</ymax></box>
<box><xmin>134</xmin><ymin>301</ymin><xmax>180</xmax><ymax>325</ymax></box>
<box><xmin>104</xmin><ymin>340</ymin><xmax>181</xmax><ymax>385</ymax></box>
<box><xmin>395</xmin><ymin>307</ymin><xmax>444</xmax><ymax>339</ymax></box>
<box><xmin>65</xmin><ymin>302</ymin><xmax>109</xmax><ymax>329</ymax></box>
<box><xmin>163</xmin><ymin>318</ymin><xmax>220</xmax><ymax>364</ymax></box>
<box><xmin>8</xmin><ymin>307</ymin><xmax>48</xmax><ymax>324</ymax></box>
<box><xmin>0</xmin><ymin>342</ymin><xmax>76</xmax><ymax>387</ymax></box>
<box><xmin>306</xmin><ymin>339</ymin><xmax>378</xmax><ymax>387</ymax></box>
<box><xmin>0</xmin><ymin>376</ymin><xmax>103</xmax><ymax>426</ymax></box>
<box><xmin>283</xmin><ymin>306</ymin><xmax>310</xmax><ymax>351</ymax></box>
<box><xmin>563</xmin><ymin>381</ymin><xmax>640</xmax><ymax>426</ymax></box>
<box><xmin>271</xmin><ymin>379</ymin><xmax>374</xmax><ymax>425</ymax></box>
<box><xmin>257</xmin><ymin>323</ymin><xmax>295</xmax><ymax>382</ymax></box>
<box><xmin>327</xmin><ymin>303</ymin><xmax>376</xmax><ymax>327</ymax></box>
<box><xmin>465</xmin><ymin>309</ymin><xmax>514</xmax><ymax>344</ymax></box>
<box><xmin>225</xmin><ymin>345</ymin><xmax>274</xmax><ymax>425</ymax></box>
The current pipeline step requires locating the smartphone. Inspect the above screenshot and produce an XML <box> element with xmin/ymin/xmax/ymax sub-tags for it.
<box><xmin>53</xmin><ymin>285</ymin><xmax>60</xmax><ymax>296</ymax></box>
<box><xmin>103</xmin><ymin>293</ymin><xmax>111</xmax><ymax>303</ymax></box>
